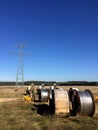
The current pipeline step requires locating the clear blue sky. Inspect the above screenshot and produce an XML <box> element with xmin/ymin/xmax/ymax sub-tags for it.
<box><xmin>0</xmin><ymin>0</ymin><xmax>98</xmax><ymax>82</ymax></box>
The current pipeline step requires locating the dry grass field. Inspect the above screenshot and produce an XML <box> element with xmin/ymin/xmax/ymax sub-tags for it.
<box><xmin>0</xmin><ymin>86</ymin><xmax>98</xmax><ymax>130</ymax></box>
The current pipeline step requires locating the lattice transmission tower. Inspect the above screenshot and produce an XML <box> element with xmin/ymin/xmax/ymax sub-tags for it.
<box><xmin>15</xmin><ymin>43</ymin><xmax>29</xmax><ymax>87</ymax></box>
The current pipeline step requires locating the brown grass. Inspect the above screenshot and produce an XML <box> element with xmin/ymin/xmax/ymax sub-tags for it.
<box><xmin>0</xmin><ymin>86</ymin><xmax>98</xmax><ymax>130</ymax></box>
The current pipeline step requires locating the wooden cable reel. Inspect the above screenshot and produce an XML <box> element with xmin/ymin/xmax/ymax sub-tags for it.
<box><xmin>49</xmin><ymin>88</ymin><xmax>70</xmax><ymax>116</ymax></box>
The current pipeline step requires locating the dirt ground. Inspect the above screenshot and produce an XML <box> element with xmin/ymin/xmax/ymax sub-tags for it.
<box><xmin>0</xmin><ymin>98</ymin><xmax>19</xmax><ymax>102</ymax></box>
<box><xmin>0</xmin><ymin>86</ymin><xmax>25</xmax><ymax>102</ymax></box>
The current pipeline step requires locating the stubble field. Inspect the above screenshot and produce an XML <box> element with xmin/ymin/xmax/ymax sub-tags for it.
<box><xmin>0</xmin><ymin>86</ymin><xmax>98</xmax><ymax>130</ymax></box>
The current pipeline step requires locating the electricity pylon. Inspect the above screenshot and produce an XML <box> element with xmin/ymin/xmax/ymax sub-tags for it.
<box><xmin>15</xmin><ymin>43</ymin><xmax>29</xmax><ymax>87</ymax></box>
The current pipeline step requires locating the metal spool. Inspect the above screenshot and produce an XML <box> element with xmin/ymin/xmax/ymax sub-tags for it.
<box><xmin>69</xmin><ymin>88</ymin><xmax>95</xmax><ymax>117</ymax></box>
<box><xmin>77</xmin><ymin>89</ymin><xmax>95</xmax><ymax>116</ymax></box>
<box><xmin>49</xmin><ymin>88</ymin><xmax>55</xmax><ymax>114</ymax></box>
<box><xmin>39</xmin><ymin>89</ymin><xmax>49</xmax><ymax>102</ymax></box>
<box><xmin>54</xmin><ymin>88</ymin><xmax>70</xmax><ymax>116</ymax></box>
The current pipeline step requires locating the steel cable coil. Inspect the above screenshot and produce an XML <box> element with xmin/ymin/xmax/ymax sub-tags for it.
<box><xmin>39</xmin><ymin>89</ymin><xmax>49</xmax><ymax>102</ymax></box>
<box><xmin>77</xmin><ymin>89</ymin><xmax>95</xmax><ymax>116</ymax></box>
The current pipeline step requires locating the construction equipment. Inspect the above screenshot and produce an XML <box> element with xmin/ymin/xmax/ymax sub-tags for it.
<box><xmin>24</xmin><ymin>85</ymin><xmax>96</xmax><ymax>117</ymax></box>
<box><xmin>95</xmin><ymin>96</ymin><xmax>98</xmax><ymax>103</ymax></box>
<box><xmin>24</xmin><ymin>83</ymin><xmax>35</xmax><ymax>102</ymax></box>
<box><xmin>24</xmin><ymin>95</ymin><xmax>33</xmax><ymax>102</ymax></box>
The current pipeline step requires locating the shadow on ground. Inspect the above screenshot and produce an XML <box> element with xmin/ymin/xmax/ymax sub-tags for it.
<box><xmin>32</xmin><ymin>104</ymin><xmax>50</xmax><ymax>116</ymax></box>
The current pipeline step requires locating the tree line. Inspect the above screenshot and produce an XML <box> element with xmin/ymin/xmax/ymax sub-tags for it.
<box><xmin>0</xmin><ymin>81</ymin><xmax>98</xmax><ymax>86</ymax></box>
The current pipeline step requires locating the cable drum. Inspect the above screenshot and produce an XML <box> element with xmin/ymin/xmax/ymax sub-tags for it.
<box><xmin>49</xmin><ymin>86</ymin><xmax>54</xmax><ymax>99</ymax></box>
<box><xmin>54</xmin><ymin>88</ymin><xmax>70</xmax><ymax>116</ymax></box>
<box><xmin>77</xmin><ymin>89</ymin><xmax>95</xmax><ymax>116</ymax></box>
<box><xmin>49</xmin><ymin>88</ymin><xmax>55</xmax><ymax>114</ymax></box>
<box><xmin>39</xmin><ymin>89</ymin><xmax>49</xmax><ymax>102</ymax></box>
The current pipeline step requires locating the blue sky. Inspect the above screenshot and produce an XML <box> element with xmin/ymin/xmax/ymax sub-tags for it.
<box><xmin>0</xmin><ymin>0</ymin><xmax>98</xmax><ymax>82</ymax></box>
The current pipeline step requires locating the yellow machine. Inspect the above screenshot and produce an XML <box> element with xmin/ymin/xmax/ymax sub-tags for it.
<box><xmin>24</xmin><ymin>95</ymin><xmax>34</xmax><ymax>102</ymax></box>
<box><xmin>24</xmin><ymin>83</ymin><xmax>35</xmax><ymax>102</ymax></box>
<box><xmin>95</xmin><ymin>96</ymin><xmax>98</xmax><ymax>103</ymax></box>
